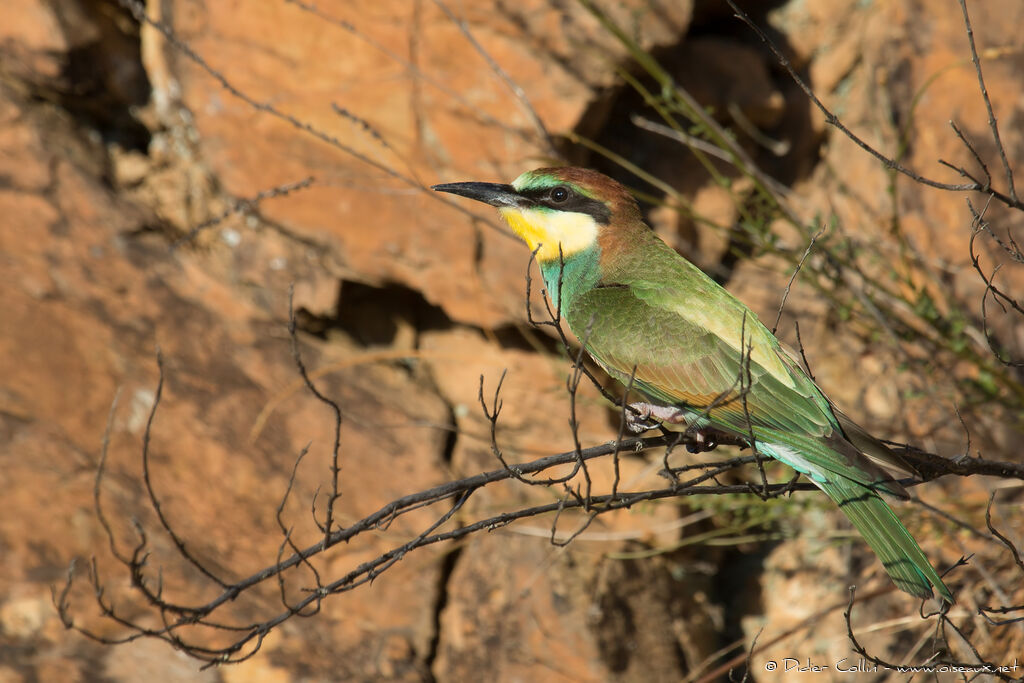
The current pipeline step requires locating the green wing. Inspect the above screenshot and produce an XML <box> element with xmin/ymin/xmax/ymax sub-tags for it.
<box><xmin>563</xmin><ymin>245</ymin><xmax>949</xmax><ymax>601</ymax></box>
<box><xmin>567</xmin><ymin>280</ymin><xmax>823</xmax><ymax>429</ymax></box>
<box><xmin>565</xmin><ymin>274</ymin><xmax>902</xmax><ymax>494</ymax></box>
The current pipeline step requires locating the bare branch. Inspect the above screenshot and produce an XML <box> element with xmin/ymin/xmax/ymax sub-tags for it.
<box><xmin>141</xmin><ymin>349</ymin><xmax>231</xmax><ymax>589</ymax></box>
<box><xmin>173</xmin><ymin>177</ymin><xmax>315</xmax><ymax>247</ymax></box>
<box><xmin>430</xmin><ymin>0</ymin><xmax>556</xmax><ymax>157</ymax></box>
<box><xmin>985</xmin><ymin>492</ymin><xmax>1024</xmax><ymax>574</ymax></box>
<box><xmin>724</xmin><ymin>0</ymin><xmax>1023</xmax><ymax>210</ymax></box>
<box><xmin>773</xmin><ymin>226</ymin><xmax>826</xmax><ymax>335</ymax></box>
<box><xmin>957</xmin><ymin>0</ymin><xmax>1018</xmax><ymax>203</ymax></box>
<box><xmin>287</xmin><ymin>287</ymin><xmax>344</xmax><ymax>543</ymax></box>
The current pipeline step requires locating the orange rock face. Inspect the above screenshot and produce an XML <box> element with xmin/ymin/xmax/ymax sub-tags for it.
<box><xmin>1</xmin><ymin>0</ymin><xmax>1022</xmax><ymax>680</ymax></box>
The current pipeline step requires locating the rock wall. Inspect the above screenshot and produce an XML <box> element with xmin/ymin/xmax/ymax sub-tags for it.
<box><xmin>1</xmin><ymin>0</ymin><xmax>1022</xmax><ymax>680</ymax></box>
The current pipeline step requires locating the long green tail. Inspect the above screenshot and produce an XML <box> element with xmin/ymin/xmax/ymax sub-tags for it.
<box><xmin>817</xmin><ymin>477</ymin><xmax>953</xmax><ymax>602</ymax></box>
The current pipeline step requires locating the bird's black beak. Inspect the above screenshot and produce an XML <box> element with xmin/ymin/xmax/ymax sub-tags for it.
<box><xmin>431</xmin><ymin>181</ymin><xmax>529</xmax><ymax>209</ymax></box>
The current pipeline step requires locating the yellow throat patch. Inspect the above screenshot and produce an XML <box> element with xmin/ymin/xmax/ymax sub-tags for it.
<box><xmin>498</xmin><ymin>207</ymin><xmax>599</xmax><ymax>263</ymax></box>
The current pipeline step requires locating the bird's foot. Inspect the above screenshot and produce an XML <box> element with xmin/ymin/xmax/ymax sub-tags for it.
<box><xmin>625</xmin><ymin>404</ymin><xmax>722</xmax><ymax>453</ymax></box>
<box><xmin>625</xmin><ymin>402</ymin><xmax>688</xmax><ymax>434</ymax></box>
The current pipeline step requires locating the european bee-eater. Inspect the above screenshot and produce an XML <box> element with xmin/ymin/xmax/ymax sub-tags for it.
<box><xmin>433</xmin><ymin>166</ymin><xmax>952</xmax><ymax>602</ymax></box>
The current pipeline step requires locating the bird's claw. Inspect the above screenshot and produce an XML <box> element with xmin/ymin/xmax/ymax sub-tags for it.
<box><xmin>625</xmin><ymin>403</ymin><xmax>658</xmax><ymax>433</ymax></box>
<box><xmin>624</xmin><ymin>402</ymin><xmax>688</xmax><ymax>434</ymax></box>
<box><xmin>624</xmin><ymin>403</ymin><xmax>724</xmax><ymax>454</ymax></box>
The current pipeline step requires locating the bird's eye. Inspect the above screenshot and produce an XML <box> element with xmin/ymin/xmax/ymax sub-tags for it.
<box><xmin>550</xmin><ymin>186</ymin><xmax>570</xmax><ymax>203</ymax></box>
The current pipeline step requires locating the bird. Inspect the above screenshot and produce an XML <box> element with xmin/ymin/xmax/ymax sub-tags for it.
<box><xmin>433</xmin><ymin>166</ymin><xmax>953</xmax><ymax>602</ymax></box>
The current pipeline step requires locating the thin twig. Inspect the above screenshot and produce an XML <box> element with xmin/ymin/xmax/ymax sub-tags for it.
<box><xmin>288</xmin><ymin>287</ymin><xmax>344</xmax><ymax>543</ymax></box>
<box><xmin>724</xmin><ymin>0</ymin><xmax>1022</xmax><ymax>210</ymax></box>
<box><xmin>173</xmin><ymin>177</ymin><xmax>315</xmax><ymax>247</ymax></box>
<box><xmin>430</xmin><ymin>0</ymin><xmax>555</xmax><ymax>156</ymax></box>
<box><xmin>773</xmin><ymin>226</ymin><xmax>826</xmax><ymax>335</ymax></box>
<box><xmin>957</xmin><ymin>0</ymin><xmax>1017</xmax><ymax>203</ymax></box>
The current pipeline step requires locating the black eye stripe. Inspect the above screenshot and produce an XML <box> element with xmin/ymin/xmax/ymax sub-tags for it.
<box><xmin>517</xmin><ymin>186</ymin><xmax>611</xmax><ymax>224</ymax></box>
